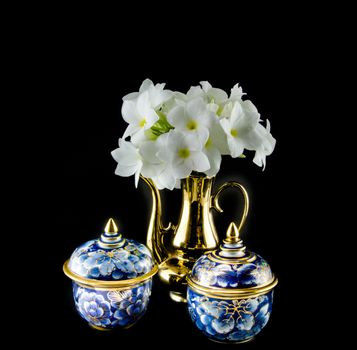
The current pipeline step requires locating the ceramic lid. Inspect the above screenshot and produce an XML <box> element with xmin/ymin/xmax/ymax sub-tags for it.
<box><xmin>187</xmin><ymin>222</ymin><xmax>277</xmax><ymax>297</ymax></box>
<box><xmin>64</xmin><ymin>218</ymin><xmax>156</xmax><ymax>284</ymax></box>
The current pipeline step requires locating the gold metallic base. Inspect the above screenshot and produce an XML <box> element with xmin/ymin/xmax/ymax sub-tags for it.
<box><xmin>210</xmin><ymin>336</ymin><xmax>254</xmax><ymax>344</ymax></box>
<box><xmin>169</xmin><ymin>291</ymin><xmax>187</xmax><ymax>303</ymax></box>
<box><xmin>89</xmin><ymin>324</ymin><xmax>111</xmax><ymax>331</ymax></box>
<box><xmin>158</xmin><ymin>257</ymin><xmax>193</xmax><ymax>302</ymax></box>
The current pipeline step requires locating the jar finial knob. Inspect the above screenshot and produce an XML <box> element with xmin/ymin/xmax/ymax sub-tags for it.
<box><xmin>105</xmin><ymin>218</ymin><xmax>118</xmax><ymax>234</ymax></box>
<box><xmin>223</xmin><ymin>222</ymin><xmax>240</xmax><ymax>244</ymax></box>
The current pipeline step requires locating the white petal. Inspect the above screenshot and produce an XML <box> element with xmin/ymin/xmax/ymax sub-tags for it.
<box><xmin>219</xmin><ymin>117</ymin><xmax>232</xmax><ymax>135</ymax></box>
<box><xmin>136</xmin><ymin>91</ymin><xmax>150</xmax><ymax>116</ymax></box>
<box><xmin>207</xmin><ymin>88</ymin><xmax>228</xmax><ymax>104</ymax></box>
<box><xmin>167</xmin><ymin>105</ymin><xmax>187</xmax><ymax>129</ymax></box>
<box><xmin>209</xmin><ymin>121</ymin><xmax>229</xmax><ymax>155</ymax></box>
<box><xmin>131</xmin><ymin>129</ymin><xmax>148</xmax><ymax>146</ymax></box>
<box><xmin>190</xmin><ymin>151</ymin><xmax>210</xmax><ymax>172</ymax></box>
<box><xmin>227</xmin><ymin>137</ymin><xmax>244</xmax><ymax>158</ymax></box>
<box><xmin>196</xmin><ymin>128</ymin><xmax>210</xmax><ymax>148</ymax></box>
<box><xmin>253</xmin><ymin>149</ymin><xmax>265</xmax><ymax>169</ymax></box>
<box><xmin>200</xmin><ymin>81</ymin><xmax>212</xmax><ymax>92</ymax></box>
<box><xmin>186</xmin><ymin>85</ymin><xmax>204</xmax><ymax>99</ymax></box>
<box><xmin>204</xmin><ymin>147</ymin><xmax>222</xmax><ymax>177</ymax></box>
<box><xmin>122</xmin><ymin>92</ymin><xmax>139</xmax><ymax>101</ymax></box>
<box><xmin>186</xmin><ymin>97</ymin><xmax>206</xmax><ymax>120</ymax></box>
<box><xmin>123</xmin><ymin>123</ymin><xmax>140</xmax><ymax>139</ymax></box>
<box><xmin>153</xmin><ymin>167</ymin><xmax>176</xmax><ymax>190</ymax></box>
<box><xmin>114</xmin><ymin>163</ymin><xmax>140</xmax><ymax>177</ymax></box>
<box><xmin>230</xmin><ymin>83</ymin><xmax>245</xmax><ymax>100</ymax></box>
<box><xmin>172</xmin><ymin>159</ymin><xmax>192</xmax><ymax>179</ymax></box>
<box><xmin>149</xmin><ymin>85</ymin><xmax>172</xmax><ymax>108</ymax></box>
<box><xmin>230</xmin><ymin>101</ymin><xmax>244</xmax><ymax>123</ymax></box>
<box><xmin>121</xmin><ymin>100</ymin><xmax>139</xmax><ymax>124</ymax></box>
<box><xmin>139</xmin><ymin>79</ymin><xmax>154</xmax><ymax>92</ymax></box>
<box><xmin>134</xmin><ymin>168</ymin><xmax>141</xmax><ymax>187</ymax></box>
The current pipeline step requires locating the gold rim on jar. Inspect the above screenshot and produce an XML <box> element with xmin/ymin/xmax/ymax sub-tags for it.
<box><xmin>63</xmin><ymin>259</ymin><xmax>158</xmax><ymax>290</ymax></box>
<box><xmin>186</xmin><ymin>275</ymin><xmax>278</xmax><ymax>300</ymax></box>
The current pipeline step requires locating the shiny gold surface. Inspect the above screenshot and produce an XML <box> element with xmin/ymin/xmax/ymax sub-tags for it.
<box><xmin>105</xmin><ymin>218</ymin><xmax>118</xmax><ymax>234</ymax></box>
<box><xmin>187</xmin><ymin>275</ymin><xmax>278</xmax><ymax>300</ymax></box>
<box><xmin>63</xmin><ymin>260</ymin><xmax>158</xmax><ymax>289</ymax></box>
<box><xmin>140</xmin><ymin>176</ymin><xmax>174</xmax><ymax>264</ymax></box>
<box><xmin>223</xmin><ymin>222</ymin><xmax>240</xmax><ymax>244</ymax></box>
<box><xmin>89</xmin><ymin>324</ymin><xmax>111</xmax><ymax>331</ymax></box>
<box><xmin>141</xmin><ymin>174</ymin><xmax>251</xmax><ymax>302</ymax></box>
<box><xmin>211</xmin><ymin>181</ymin><xmax>249</xmax><ymax>233</ymax></box>
<box><xmin>208</xmin><ymin>250</ymin><xmax>257</xmax><ymax>264</ymax></box>
<box><xmin>173</xmin><ymin>175</ymin><xmax>219</xmax><ymax>254</ymax></box>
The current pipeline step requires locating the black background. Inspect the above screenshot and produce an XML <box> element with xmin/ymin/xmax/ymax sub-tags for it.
<box><xmin>22</xmin><ymin>8</ymin><xmax>340</xmax><ymax>349</ymax></box>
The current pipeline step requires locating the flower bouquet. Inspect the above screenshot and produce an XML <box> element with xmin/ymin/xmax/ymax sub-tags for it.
<box><xmin>112</xmin><ymin>79</ymin><xmax>275</xmax><ymax>189</ymax></box>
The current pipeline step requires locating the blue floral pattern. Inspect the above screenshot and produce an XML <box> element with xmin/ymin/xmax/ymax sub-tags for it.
<box><xmin>69</xmin><ymin>239</ymin><xmax>154</xmax><ymax>281</ymax></box>
<box><xmin>191</xmin><ymin>254</ymin><xmax>272</xmax><ymax>289</ymax></box>
<box><xmin>73</xmin><ymin>280</ymin><xmax>152</xmax><ymax>329</ymax></box>
<box><xmin>187</xmin><ymin>288</ymin><xmax>273</xmax><ymax>343</ymax></box>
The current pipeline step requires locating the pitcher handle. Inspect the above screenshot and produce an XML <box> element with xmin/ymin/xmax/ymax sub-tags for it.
<box><xmin>211</xmin><ymin>181</ymin><xmax>249</xmax><ymax>233</ymax></box>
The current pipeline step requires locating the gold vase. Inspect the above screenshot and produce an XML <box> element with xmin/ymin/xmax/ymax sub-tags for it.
<box><xmin>141</xmin><ymin>172</ymin><xmax>249</xmax><ymax>302</ymax></box>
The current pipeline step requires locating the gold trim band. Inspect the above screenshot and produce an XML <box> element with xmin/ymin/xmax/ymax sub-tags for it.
<box><xmin>187</xmin><ymin>275</ymin><xmax>278</xmax><ymax>300</ymax></box>
<box><xmin>63</xmin><ymin>259</ymin><xmax>158</xmax><ymax>289</ymax></box>
<box><xmin>208</xmin><ymin>251</ymin><xmax>257</xmax><ymax>264</ymax></box>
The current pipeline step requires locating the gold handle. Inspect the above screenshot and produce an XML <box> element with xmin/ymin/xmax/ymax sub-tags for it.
<box><xmin>211</xmin><ymin>181</ymin><xmax>249</xmax><ymax>233</ymax></box>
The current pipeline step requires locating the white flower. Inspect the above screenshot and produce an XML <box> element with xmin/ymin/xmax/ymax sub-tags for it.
<box><xmin>111</xmin><ymin>139</ymin><xmax>143</xmax><ymax>187</ymax></box>
<box><xmin>157</xmin><ymin>130</ymin><xmax>210</xmax><ymax>179</ymax></box>
<box><xmin>167</xmin><ymin>97</ymin><xmax>213</xmax><ymax>145</ymax></box>
<box><xmin>203</xmin><ymin>119</ymin><xmax>229</xmax><ymax>177</ymax></box>
<box><xmin>143</xmin><ymin>133</ymin><xmax>177</xmax><ymax>190</ymax></box>
<box><xmin>121</xmin><ymin>91</ymin><xmax>159</xmax><ymax>143</ymax></box>
<box><xmin>113</xmin><ymin>80</ymin><xmax>276</xmax><ymax>188</ymax></box>
<box><xmin>220</xmin><ymin>101</ymin><xmax>260</xmax><ymax>158</ymax></box>
<box><xmin>200</xmin><ymin>81</ymin><xmax>228</xmax><ymax>105</ymax></box>
<box><xmin>123</xmin><ymin>78</ymin><xmax>172</xmax><ymax>108</ymax></box>
<box><xmin>121</xmin><ymin>79</ymin><xmax>173</xmax><ymax>144</ymax></box>
<box><xmin>229</xmin><ymin>83</ymin><xmax>245</xmax><ymax>101</ymax></box>
<box><xmin>252</xmin><ymin>120</ymin><xmax>276</xmax><ymax>170</ymax></box>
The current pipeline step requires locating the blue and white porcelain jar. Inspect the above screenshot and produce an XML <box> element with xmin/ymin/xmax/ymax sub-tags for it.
<box><xmin>63</xmin><ymin>218</ymin><xmax>158</xmax><ymax>330</ymax></box>
<box><xmin>186</xmin><ymin>222</ymin><xmax>278</xmax><ymax>343</ymax></box>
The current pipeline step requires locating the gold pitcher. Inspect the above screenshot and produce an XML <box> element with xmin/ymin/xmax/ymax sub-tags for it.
<box><xmin>141</xmin><ymin>172</ymin><xmax>249</xmax><ymax>302</ymax></box>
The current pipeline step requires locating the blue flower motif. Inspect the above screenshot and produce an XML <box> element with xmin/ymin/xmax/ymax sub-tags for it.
<box><xmin>187</xmin><ymin>289</ymin><xmax>274</xmax><ymax>343</ymax></box>
<box><xmin>190</xmin><ymin>254</ymin><xmax>273</xmax><ymax>289</ymax></box>
<box><xmin>69</xmin><ymin>239</ymin><xmax>154</xmax><ymax>280</ymax></box>
<box><xmin>78</xmin><ymin>291</ymin><xmax>112</xmax><ymax>327</ymax></box>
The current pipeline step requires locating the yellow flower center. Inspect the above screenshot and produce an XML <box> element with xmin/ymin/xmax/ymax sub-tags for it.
<box><xmin>186</xmin><ymin>120</ymin><xmax>197</xmax><ymax>130</ymax></box>
<box><xmin>178</xmin><ymin>148</ymin><xmax>190</xmax><ymax>158</ymax></box>
<box><xmin>106</xmin><ymin>251</ymin><xmax>115</xmax><ymax>258</ymax></box>
<box><xmin>231</xmin><ymin>128</ymin><xmax>238</xmax><ymax>137</ymax></box>
<box><xmin>140</xmin><ymin>119</ymin><xmax>147</xmax><ymax>127</ymax></box>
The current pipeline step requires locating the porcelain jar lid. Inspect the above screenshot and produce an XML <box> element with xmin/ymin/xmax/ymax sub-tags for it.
<box><xmin>63</xmin><ymin>218</ymin><xmax>158</xmax><ymax>288</ymax></box>
<box><xmin>187</xmin><ymin>222</ymin><xmax>278</xmax><ymax>299</ymax></box>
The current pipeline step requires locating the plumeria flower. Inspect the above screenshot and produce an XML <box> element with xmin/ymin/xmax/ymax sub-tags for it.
<box><xmin>229</xmin><ymin>83</ymin><xmax>246</xmax><ymax>101</ymax></box>
<box><xmin>252</xmin><ymin>120</ymin><xmax>276</xmax><ymax>170</ymax></box>
<box><xmin>176</xmin><ymin>81</ymin><xmax>228</xmax><ymax>114</ymax></box>
<box><xmin>157</xmin><ymin>130</ymin><xmax>210</xmax><ymax>179</ymax></box>
<box><xmin>168</xmin><ymin>97</ymin><xmax>214</xmax><ymax>145</ymax></box>
<box><xmin>122</xmin><ymin>91</ymin><xmax>160</xmax><ymax>144</ymax></box>
<box><xmin>112</xmin><ymin>80</ymin><xmax>276</xmax><ymax>188</ymax></box>
<box><xmin>121</xmin><ymin>79</ymin><xmax>173</xmax><ymax>144</ymax></box>
<box><xmin>203</xmin><ymin>119</ymin><xmax>229</xmax><ymax>177</ymax></box>
<box><xmin>111</xmin><ymin>139</ymin><xmax>143</xmax><ymax>187</ymax></box>
<box><xmin>220</xmin><ymin>101</ymin><xmax>260</xmax><ymax>158</ymax></box>
<box><xmin>200</xmin><ymin>81</ymin><xmax>228</xmax><ymax>105</ymax></box>
<box><xmin>123</xmin><ymin>78</ymin><xmax>173</xmax><ymax>107</ymax></box>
